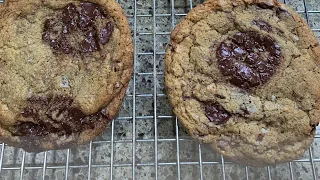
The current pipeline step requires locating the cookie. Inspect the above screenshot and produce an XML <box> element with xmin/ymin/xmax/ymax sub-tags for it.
<box><xmin>0</xmin><ymin>0</ymin><xmax>133</xmax><ymax>152</ymax></box>
<box><xmin>165</xmin><ymin>0</ymin><xmax>320</xmax><ymax>166</ymax></box>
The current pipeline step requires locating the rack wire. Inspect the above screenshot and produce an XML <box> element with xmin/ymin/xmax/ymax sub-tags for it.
<box><xmin>0</xmin><ymin>0</ymin><xmax>320</xmax><ymax>179</ymax></box>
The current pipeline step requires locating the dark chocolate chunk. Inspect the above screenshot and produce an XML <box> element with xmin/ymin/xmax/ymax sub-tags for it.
<box><xmin>205</xmin><ymin>103</ymin><xmax>231</xmax><ymax>125</ymax></box>
<box><xmin>21</xmin><ymin>108</ymin><xmax>37</xmax><ymax>118</ymax></box>
<box><xmin>14</xmin><ymin>122</ymin><xmax>51</xmax><ymax>136</ymax></box>
<box><xmin>14</xmin><ymin>95</ymin><xmax>109</xmax><ymax>137</ymax></box>
<box><xmin>62</xmin><ymin>3</ymin><xmax>79</xmax><ymax>31</ymax></box>
<box><xmin>81</xmin><ymin>30</ymin><xmax>99</xmax><ymax>52</ymax></box>
<box><xmin>80</xmin><ymin>2</ymin><xmax>101</xmax><ymax>20</ymax></box>
<box><xmin>69</xmin><ymin>107</ymin><xmax>86</xmax><ymax>121</ymax></box>
<box><xmin>216</xmin><ymin>31</ymin><xmax>281</xmax><ymax>89</ymax></box>
<box><xmin>99</xmin><ymin>22</ymin><xmax>114</xmax><ymax>45</ymax></box>
<box><xmin>78</xmin><ymin>2</ymin><xmax>102</xmax><ymax>31</ymax></box>
<box><xmin>42</xmin><ymin>19</ymin><xmax>60</xmax><ymax>46</ymax></box>
<box><xmin>42</xmin><ymin>2</ymin><xmax>114</xmax><ymax>54</ymax></box>
<box><xmin>253</xmin><ymin>20</ymin><xmax>272</xmax><ymax>32</ymax></box>
<box><xmin>78</xmin><ymin>13</ymin><xmax>93</xmax><ymax>31</ymax></box>
<box><xmin>59</xmin><ymin>37</ymin><xmax>72</xmax><ymax>54</ymax></box>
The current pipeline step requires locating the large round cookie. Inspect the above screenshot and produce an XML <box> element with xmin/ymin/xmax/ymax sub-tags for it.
<box><xmin>0</xmin><ymin>0</ymin><xmax>133</xmax><ymax>152</ymax></box>
<box><xmin>165</xmin><ymin>0</ymin><xmax>320</xmax><ymax>166</ymax></box>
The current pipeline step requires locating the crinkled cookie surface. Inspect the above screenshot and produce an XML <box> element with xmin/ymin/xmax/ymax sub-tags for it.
<box><xmin>165</xmin><ymin>0</ymin><xmax>320</xmax><ymax>166</ymax></box>
<box><xmin>0</xmin><ymin>0</ymin><xmax>133</xmax><ymax>152</ymax></box>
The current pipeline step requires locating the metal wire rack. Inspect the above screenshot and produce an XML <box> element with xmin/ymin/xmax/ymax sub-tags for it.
<box><xmin>0</xmin><ymin>0</ymin><xmax>320</xmax><ymax>179</ymax></box>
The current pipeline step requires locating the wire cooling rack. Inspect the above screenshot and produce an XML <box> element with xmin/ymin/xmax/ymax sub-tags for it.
<box><xmin>0</xmin><ymin>0</ymin><xmax>320</xmax><ymax>179</ymax></box>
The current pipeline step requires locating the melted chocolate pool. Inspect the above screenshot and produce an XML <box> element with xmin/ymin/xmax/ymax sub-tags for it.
<box><xmin>216</xmin><ymin>31</ymin><xmax>281</xmax><ymax>89</ymax></box>
<box><xmin>14</xmin><ymin>95</ymin><xmax>109</xmax><ymax>137</ymax></box>
<box><xmin>42</xmin><ymin>2</ymin><xmax>114</xmax><ymax>54</ymax></box>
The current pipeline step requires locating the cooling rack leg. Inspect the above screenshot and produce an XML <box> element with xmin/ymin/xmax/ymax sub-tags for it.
<box><xmin>42</xmin><ymin>152</ymin><xmax>47</xmax><ymax>180</ymax></box>
<box><xmin>0</xmin><ymin>143</ymin><xmax>5</xmax><ymax>175</ymax></box>
<box><xmin>110</xmin><ymin>121</ymin><xmax>115</xmax><ymax>180</ymax></box>
<box><xmin>87</xmin><ymin>141</ymin><xmax>93</xmax><ymax>180</ymax></box>
<box><xmin>267</xmin><ymin>166</ymin><xmax>272</xmax><ymax>180</ymax></box>
<box><xmin>245</xmin><ymin>166</ymin><xmax>249</xmax><ymax>180</ymax></box>
<box><xmin>19</xmin><ymin>151</ymin><xmax>26</xmax><ymax>180</ymax></box>
<box><xmin>289</xmin><ymin>162</ymin><xmax>294</xmax><ymax>180</ymax></box>
<box><xmin>302</xmin><ymin>0</ymin><xmax>310</xmax><ymax>24</ymax></box>
<box><xmin>132</xmin><ymin>0</ymin><xmax>138</xmax><ymax>178</ymax></box>
<box><xmin>175</xmin><ymin>118</ymin><xmax>181</xmax><ymax>180</ymax></box>
<box><xmin>308</xmin><ymin>148</ymin><xmax>317</xmax><ymax>180</ymax></box>
<box><xmin>198</xmin><ymin>144</ymin><xmax>203</xmax><ymax>180</ymax></box>
<box><xmin>152</xmin><ymin>0</ymin><xmax>159</xmax><ymax>179</ymax></box>
<box><xmin>65</xmin><ymin>149</ymin><xmax>70</xmax><ymax>180</ymax></box>
<box><xmin>221</xmin><ymin>155</ymin><xmax>226</xmax><ymax>180</ymax></box>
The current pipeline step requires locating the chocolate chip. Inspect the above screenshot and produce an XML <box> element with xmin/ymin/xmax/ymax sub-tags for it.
<box><xmin>216</xmin><ymin>31</ymin><xmax>281</xmax><ymax>89</ymax></box>
<box><xmin>214</xmin><ymin>94</ymin><xmax>226</xmax><ymax>99</ymax></box>
<box><xmin>257</xmin><ymin>133</ymin><xmax>265</xmax><ymax>141</ymax></box>
<box><xmin>256</xmin><ymin>2</ymin><xmax>274</xmax><ymax>9</ymax></box>
<box><xmin>253</xmin><ymin>20</ymin><xmax>272</xmax><ymax>32</ymax></box>
<box><xmin>204</xmin><ymin>103</ymin><xmax>231</xmax><ymax>125</ymax></box>
<box><xmin>99</xmin><ymin>22</ymin><xmax>114</xmax><ymax>45</ymax></box>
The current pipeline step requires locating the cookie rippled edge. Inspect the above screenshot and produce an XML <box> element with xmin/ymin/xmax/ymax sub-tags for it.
<box><xmin>0</xmin><ymin>0</ymin><xmax>133</xmax><ymax>152</ymax></box>
<box><xmin>165</xmin><ymin>0</ymin><xmax>320</xmax><ymax>166</ymax></box>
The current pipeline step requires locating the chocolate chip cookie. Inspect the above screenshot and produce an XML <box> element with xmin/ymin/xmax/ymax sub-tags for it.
<box><xmin>0</xmin><ymin>0</ymin><xmax>133</xmax><ymax>152</ymax></box>
<box><xmin>165</xmin><ymin>0</ymin><xmax>320</xmax><ymax>166</ymax></box>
